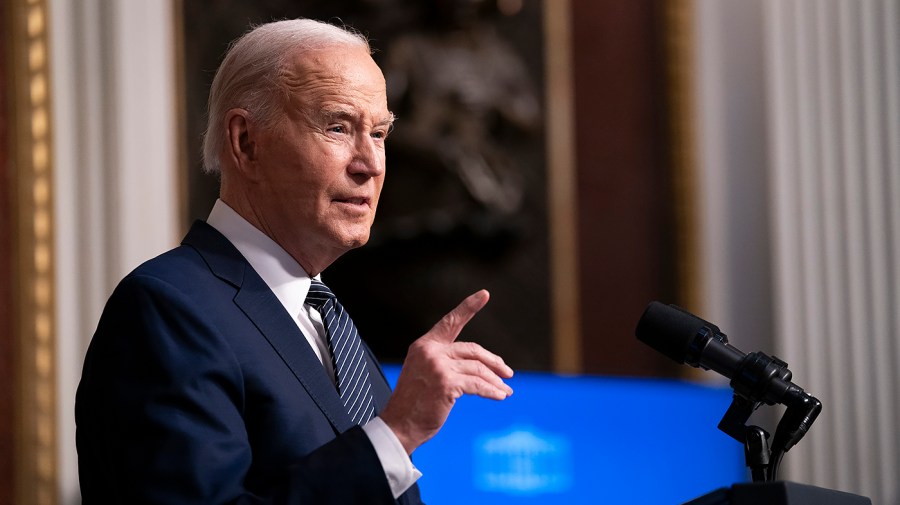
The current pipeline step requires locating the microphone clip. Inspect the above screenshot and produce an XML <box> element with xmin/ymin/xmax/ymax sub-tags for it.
<box><xmin>716</xmin><ymin>352</ymin><xmax>822</xmax><ymax>482</ymax></box>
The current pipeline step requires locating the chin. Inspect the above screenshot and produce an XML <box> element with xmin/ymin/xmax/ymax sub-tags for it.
<box><xmin>344</xmin><ymin>239</ymin><xmax>368</xmax><ymax>250</ymax></box>
<box><xmin>339</xmin><ymin>231</ymin><xmax>370</xmax><ymax>250</ymax></box>
<box><xmin>329</xmin><ymin>220</ymin><xmax>373</xmax><ymax>251</ymax></box>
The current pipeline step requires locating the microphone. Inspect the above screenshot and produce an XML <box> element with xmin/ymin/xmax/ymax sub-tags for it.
<box><xmin>635</xmin><ymin>301</ymin><xmax>808</xmax><ymax>408</ymax></box>
<box><xmin>635</xmin><ymin>301</ymin><xmax>823</xmax><ymax>474</ymax></box>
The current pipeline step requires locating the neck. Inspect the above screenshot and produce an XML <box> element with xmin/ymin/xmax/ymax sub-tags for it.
<box><xmin>218</xmin><ymin>193</ymin><xmax>334</xmax><ymax>277</ymax></box>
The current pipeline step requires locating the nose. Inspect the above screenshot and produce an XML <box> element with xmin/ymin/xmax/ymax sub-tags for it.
<box><xmin>348</xmin><ymin>133</ymin><xmax>384</xmax><ymax>177</ymax></box>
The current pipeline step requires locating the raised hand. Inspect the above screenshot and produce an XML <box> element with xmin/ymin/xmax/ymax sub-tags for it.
<box><xmin>379</xmin><ymin>290</ymin><xmax>514</xmax><ymax>455</ymax></box>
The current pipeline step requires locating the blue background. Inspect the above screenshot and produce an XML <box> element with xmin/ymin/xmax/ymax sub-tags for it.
<box><xmin>382</xmin><ymin>366</ymin><xmax>747</xmax><ymax>504</ymax></box>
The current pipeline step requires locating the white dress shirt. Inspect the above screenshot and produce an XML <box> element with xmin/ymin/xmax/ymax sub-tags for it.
<box><xmin>207</xmin><ymin>199</ymin><xmax>420</xmax><ymax>498</ymax></box>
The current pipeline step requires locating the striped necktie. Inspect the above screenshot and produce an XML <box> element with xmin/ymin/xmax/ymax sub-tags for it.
<box><xmin>305</xmin><ymin>280</ymin><xmax>376</xmax><ymax>425</ymax></box>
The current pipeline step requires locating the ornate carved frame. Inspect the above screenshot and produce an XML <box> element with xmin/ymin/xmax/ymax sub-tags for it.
<box><xmin>6</xmin><ymin>0</ymin><xmax>58</xmax><ymax>503</ymax></box>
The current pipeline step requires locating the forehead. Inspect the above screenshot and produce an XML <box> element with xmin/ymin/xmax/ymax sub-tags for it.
<box><xmin>281</xmin><ymin>45</ymin><xmax>388</xmax><ymax>116</ymax></box>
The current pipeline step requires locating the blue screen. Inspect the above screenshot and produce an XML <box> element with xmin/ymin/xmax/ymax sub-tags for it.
<box><xmin>382</xmin><ymin>366</ymin><xmax>747</xmax><ymax>504</ymax></box>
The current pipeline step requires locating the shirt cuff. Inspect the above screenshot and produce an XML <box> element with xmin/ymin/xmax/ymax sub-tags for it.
<box><xmin>362</xmin><ymin>416</ymin><xmax>422</xmax><ymax>498</ymax></box>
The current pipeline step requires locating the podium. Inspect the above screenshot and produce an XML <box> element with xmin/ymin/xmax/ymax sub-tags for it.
<box><xmin>683</xmin><ymin>481</ymin><xmax>872</xmax><ymax>505</ymax></box>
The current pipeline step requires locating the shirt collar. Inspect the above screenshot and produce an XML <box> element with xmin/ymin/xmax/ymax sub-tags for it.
<box><xmin>206</xmin><ymin>199</ymin><xmax>315</xmax><ymax>317</ymax></box>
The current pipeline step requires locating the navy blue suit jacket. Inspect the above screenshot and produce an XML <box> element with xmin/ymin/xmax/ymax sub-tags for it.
<box><xmin>76</xmin><ymin>221</ymin><xmax>423</xmax><ymax>504</ymax></box>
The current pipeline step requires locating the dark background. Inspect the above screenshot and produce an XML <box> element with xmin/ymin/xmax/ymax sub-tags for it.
<box><xmin>179</xmin><ymin>0</ymin><xmax>678</xmax><ymax>375</ymax></box>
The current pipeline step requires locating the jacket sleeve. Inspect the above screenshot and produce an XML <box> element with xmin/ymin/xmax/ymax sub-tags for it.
<box><xmin>75</xmin><ymin>273</ymin><xmax>396</xmax><ymax>505</ymax></box>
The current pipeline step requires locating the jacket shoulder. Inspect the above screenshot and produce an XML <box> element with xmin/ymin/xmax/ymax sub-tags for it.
<box><xmin>122</xmin><ymin>220</ymin><xmax>243</xmax><ymax>288</ymax></box>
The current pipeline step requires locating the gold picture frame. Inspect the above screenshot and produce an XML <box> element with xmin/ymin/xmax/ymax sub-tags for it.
<box><xmin>5</xmin><ymin>0</ymin><xmax>58</xmax><ymax>503</ymax></box>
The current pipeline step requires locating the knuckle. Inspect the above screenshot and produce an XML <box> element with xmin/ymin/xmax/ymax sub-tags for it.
<box><xmin>407</xmin><ymin>340</ymin><xmax>423</xmax><ymax>355</ymax></box>
<box><xmin>438</xmin><ymin>374</ymin><xmax>455</xmax><ymax>392</ymax></box>
<box><xmin>423</xmin><ymin>351</ymin><xmax>443</xmax><ymax>370</ymax></box>
<box><xmin>461</xmin><ymin>341</ymin><xmax>481</xmax><ymax>354</ymax></box>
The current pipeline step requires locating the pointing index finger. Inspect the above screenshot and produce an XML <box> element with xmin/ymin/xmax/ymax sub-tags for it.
<box><xmin>429</xmin><ymin>290</ymin><xmax>490</xmax><ymax>343</ymax></box>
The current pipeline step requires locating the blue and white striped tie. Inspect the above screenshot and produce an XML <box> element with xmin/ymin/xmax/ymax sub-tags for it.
<box><xmin>306</xmin><ymin>280</ymin><xmax>376</xmax><ymax>425</ymax></box>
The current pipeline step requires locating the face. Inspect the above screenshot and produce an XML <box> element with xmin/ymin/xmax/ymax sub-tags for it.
<box><xmin>241</xmin><ymin>45</ymin><xmax>392</xmax><ymax>274</ymax></box>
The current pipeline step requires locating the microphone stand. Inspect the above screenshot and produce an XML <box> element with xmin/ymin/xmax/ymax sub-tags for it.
<box><xmin>714</xmin><ymin>353</ymin><xmax>822</xmax><ymax>483</ymax></box>
<box><xmin>684</xmin><ymin>364</ymin><xmax>863</xmax><ymax>504</ymax></box>
<box><xmin>744</xmin><ymin>426</ymin><xmax>770</xmax><ymax>483</ymax></box>
<box><xmin>717</xmin><ymin>393</ymin><xmax>771</xmax><ymax>482</ymax></box>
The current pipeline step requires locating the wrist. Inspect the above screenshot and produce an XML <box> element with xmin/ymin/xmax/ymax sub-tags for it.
<box><xmin>380</xmin><ymin>409</ymin><xmax>419</xmax><ymax>455</ymax></box>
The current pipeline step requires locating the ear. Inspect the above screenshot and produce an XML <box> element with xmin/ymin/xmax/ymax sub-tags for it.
<box><xmin>224</xmin><ymin>109</ymin><xmax>260</xmax><ymax>179</ymax></box>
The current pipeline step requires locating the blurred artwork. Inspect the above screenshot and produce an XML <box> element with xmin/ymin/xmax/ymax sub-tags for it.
<box><xmin>377</xmin><ymin>0</ymin><xmax>541</xmax><ymax>242</ymax></box>
<box><xmin>182</xmin><ymin>0</ymin><xmax>551</xmax><ymax>369</ymax></box>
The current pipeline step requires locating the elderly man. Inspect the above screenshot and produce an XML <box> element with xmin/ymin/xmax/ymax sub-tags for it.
<box><xmin>75</xmin><ymin>19</ymin><xmax>513</xmax><ymax>504</ymax></box>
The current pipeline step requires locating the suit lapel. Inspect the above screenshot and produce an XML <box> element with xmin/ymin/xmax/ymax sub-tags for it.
<box><xmin>183</xmin><ymin>221</ymin><xmax>356</xmax><ymax>434</ymax></box>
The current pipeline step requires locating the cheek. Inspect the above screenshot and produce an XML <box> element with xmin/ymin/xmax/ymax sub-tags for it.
<box><xmin>375</xmin><ymin>175</ymin><xmax>385</xmax><ymax>198</ymax></box>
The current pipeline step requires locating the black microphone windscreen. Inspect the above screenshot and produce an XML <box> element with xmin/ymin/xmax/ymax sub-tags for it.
<box><xmin>635</xmin><ymin>302</ymin><xmax>707</xmax><ymax>364</ymax></box>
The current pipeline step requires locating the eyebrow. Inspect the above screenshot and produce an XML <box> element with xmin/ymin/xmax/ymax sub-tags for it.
<box><xmin>377</xmin><ymin>112</ymin><xmax>396</xmax><ymax>129</ymax></box>
<box><xmin>320</xmin><ymin>106</ymin><xmax>395</xmax><ymax>128</ymax></box>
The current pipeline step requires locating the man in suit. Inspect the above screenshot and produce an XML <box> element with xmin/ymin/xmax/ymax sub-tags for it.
<box><xmin>75</xmin><ymin>19</ymin><xmax>514</xmax><ymax>504</ymax></box>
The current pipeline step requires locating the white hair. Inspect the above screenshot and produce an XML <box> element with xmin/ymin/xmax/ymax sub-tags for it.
<box><xmin>201</xmin><ymin>19</ymin><xmax>370</xmax><ymax>174</ymax></box>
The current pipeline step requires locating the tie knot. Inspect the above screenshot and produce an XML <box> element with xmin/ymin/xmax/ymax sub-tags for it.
<box><xmin>305</xmin><ymin>279</ymin><xmax>336</xmax><ymax>309</ymax></box>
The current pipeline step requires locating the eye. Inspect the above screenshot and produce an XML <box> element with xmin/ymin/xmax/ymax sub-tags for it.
<box><xmin>371</xmin><ymin>123</ymin><xmax>393</xmax><ymax>141</ymax></box>
<box><xmin>327</xmin><ymin>124</ymin><xmax>346</xmax><ymax>134</ymax></box>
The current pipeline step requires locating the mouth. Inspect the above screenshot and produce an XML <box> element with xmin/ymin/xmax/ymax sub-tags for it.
<box><xmin>333</xmin><ymin>196</ymin><xmax>371</xmax><ymax>209</ymax></box>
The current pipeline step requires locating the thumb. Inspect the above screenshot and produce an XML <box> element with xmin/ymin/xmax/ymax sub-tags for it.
<box><xmin>429</xmin><ymin>290</ymin><xmax>490</xmax><ymax>344</ymax></box>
